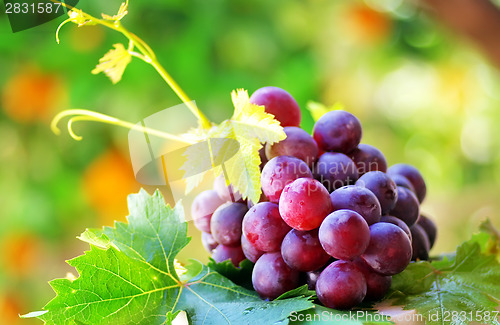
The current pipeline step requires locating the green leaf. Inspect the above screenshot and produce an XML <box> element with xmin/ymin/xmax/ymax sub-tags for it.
<box><xmin>24</xmin><ymin>189</ymin><xmax>313</xmax><ymax>324</ymax></box>
<box><xmin>207</xmin><ymin>258</ymin><xmax>254</xmax><ymax>290</ymax></box>
<box><xmin>391</xmin><ymin>238</ymin><xmax>500</xmax><ymax>325</ymax></box>
<box><xmin>91</xmin><ymin>43</ymin><xmax>132</xmax><ymax>84</ymax></box>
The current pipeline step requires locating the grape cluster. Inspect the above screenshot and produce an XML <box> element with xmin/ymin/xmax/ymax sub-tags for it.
<box><xmin>191</xmin><ymin>86</ymin><xmax>438</xmax><ymax>309</ymax></box>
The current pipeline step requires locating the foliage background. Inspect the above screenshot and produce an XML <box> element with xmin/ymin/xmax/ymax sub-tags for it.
<box><xmin>1</xmin><ymin>0</ymin><xmax>500</xmax><ymax>323</ymax></box>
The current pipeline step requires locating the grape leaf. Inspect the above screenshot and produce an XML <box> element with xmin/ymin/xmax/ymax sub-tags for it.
<box><xmin>22</xmin><ymin>189</ymin><xmax>313</xmax><ymax>324</ymax></box>
<box><xmin>207</xmin><ymin>258</ymin><xmax>254</xmax><ymax>290</ymax></box>
<box><xmin>390</xmin><ymin>236</ymin><xmax>500</xmax><ymax>325</ymax></box>
<box><xmin>91</xmin><ymin>43</ymin><xmax>132</xmax><ymax>84</ymax></box>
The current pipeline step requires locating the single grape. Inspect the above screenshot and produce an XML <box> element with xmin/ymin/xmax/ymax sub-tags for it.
<box><xmin>266</xmin><ymin>127</ymin><xmax>319</xmax><ymax>166</ymax></box>
<box><xmin>387</xmin><ymin>164</ymin><xmax>427</xmax><ymax>203</ymax></box>
<box><xmin>352</xmin><ymin>258</ymin><xmax>392</xmax><ymax>301</ymax></box>
<box><xmin>356</xmin><ymin>171</ymin><xmax>398</xmax><ymax>215</ymax></box>
<box><xmin>241</xmin><ymin>234</ymin><xmax>264</xmax><ymax>263</ymax></box>
<box><xmin>349</xmin><ymin>144</ymin><xmax>387</xmax><ymax>175</ymax></box>
<box><xmin>390</xmin><ymin>174</ymin><xmax>416</xmax><ymax>194</ymax></box>
<box><xmin>210</xmin><ymin>202</ymin><xmax>248</xmax><ymax>246</ymax></box>
<box><xmin>250</xmin><ymin>86</ymin><xmax>301</xmax><ymax>127</ymax></box>
<box><xmin>380</xmin><ymin>215</ymin><xmax>412</xmax><ymax>240</ymax></box>
<box><xmin>201</xmin><ymin>232</ymin><xmax>218</xmax><ymax>253</ymax></box>
<box><xmin>281</xmin><ymin>229</ymin><xmax>331</xmax><ymax>272</ymax></box>
<box><xmin>213</xmin><ymin>175</ymin><xmax>243</xmax><ymax>202</ymax></box>
<box><xmin>318</xmin><ymin>210</ymin><xmax>370</xmax><ymax>260</ymax></box>
<box><xmin>279</xmin><ymin>178</ymin><xmax>333</xmax><ymax>230</ymax></box>
<box><xmin>316</xmin><ymin>260</ymin><xmax>367</xmax><ymax>309</ymax></box>
<box><xmin>361</xmin><ymin>223</ymin><xmax>412</xmax><ymax>276</ymax></box>
<box><xmin>242</xmin><ymin>202</ymin><xmax>291</xmax><ymax>252</ymax></box>
<box><xmin>410</xmin><ymin>224</ymin><xmax>431</xmax><ymax>261</ymax></box>
<box><xmin>417</xmin><ymin>214</ymin><xmax>437</xmax><ymax>248</ymax></box>
<box><xmin>261</xmin><ymin>156</ymin><xmax>313</xmax><ymax>203</ymax></box>
<box><xmin>212</xmin><ymin>244</ymin><xmax>245</xmax><ymax>266</ymax></box>
<box><xmin>191</xmin><ymin>190</ymin><xmax>226</xmax><ymax>233</ymax></box>
<box><xmin>330</xmin><ymin>185</ymin><xmax>381</xmax><ymax>225</ymax></box>
<box><xmin>313</xmin><ymin>152</ymin><xmax>359</xmax><ymax>191</ymax></box>
<box><xmin>313</xmin><ymin>110</ymin><xmax>362</xmax><ymax>153</ymax></box>
<box><xmin>252</xmin><ymin>252</ymin><xmax>300</xmax><ymax>300</ymax></box>
<box><xmin>389</xmin><ymin>187</ymin><xmax>420</xmax><ymax>226</ymax></box>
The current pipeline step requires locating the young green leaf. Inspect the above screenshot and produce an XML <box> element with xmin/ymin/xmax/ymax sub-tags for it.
<box><xmin>23</xmin><ymin>190</ymin><xmax>313</xmax><ymax>324</ymax></box>
<box><xmin>92</xmin><ymin>43</ymin><xmax>132</xmax><ymax>84</ymax></box>
<box><xmin>391</xmin><ymin>238</ymin><xmax>500</xmax><ymax>325</ymax></box>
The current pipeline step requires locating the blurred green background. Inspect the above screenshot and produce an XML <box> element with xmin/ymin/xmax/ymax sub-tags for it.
<box><xmin>1</xmin><ymin>0</ymin><xmax>500</xmax><ymax>323</ymax></box>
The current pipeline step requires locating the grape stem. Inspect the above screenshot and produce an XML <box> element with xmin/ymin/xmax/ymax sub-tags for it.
<box><xmin>52</xmin><ymin>0</ymin><xmax>212</xmax><ymax>130</ymax></box>
<box><xmin>51</xmin><ymin>109</ymin><xmax>195</xmax><ymax>144</ymax></box>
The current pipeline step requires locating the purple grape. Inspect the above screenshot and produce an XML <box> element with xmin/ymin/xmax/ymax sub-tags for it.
<box><xmin>279</xmin><ymin>178</ymin><xmax>333</xmax><ymax>231</ymax></box>
<box><xmin>390</xmin><ymin>187</ymin><xmax>420</xmax><ymax>226</ymax></box>
<box><xmin>390</xmin><ymin>174</ymin><xmax>416</xmax><ymax>193</ymax></box>
<box><xmin>201</xmin><ymin>232</ymin><xmax>218</xmax><ymax>253</ymax></box>
<box><xmin>241</xmin><ymin>234</ymin><xmax>264</xmax><ymax>263</ymax></box>
<box><xmin>252</xmin><ymin>252</ymin><xmax>300</xmax><ymax>300</ymax></box>
<box><xmin>410</xmin><ymin>224</ymin><xmax>431</xmax><ymax>261</ymax></box>
<box><xmin>250</xmin><ymin>86</ymin><xmax>301</xmax><ymax>127</ymax></box>
<box><xmin>210</xmin><ymin>202</ymin><xmax>248</xmax><ymax>246</ymax></box>
<box><xmin>266</xmin><ymin>127</ymin><xmax>319</xmax><ymax>166</ymax></box>
<box><xmin>380</xmin><ymin>215</ymin><xmax>412</xmax><ymax>240</ymax></box>
<box><xmin>330</xmin><ymin>185</ymin><xmax>381</xmax><ymax>225</ymax></box>
<box><xmin>313</xmin><ymin>110</ymin><xmax>362</xmax><ymax>153</ymax></box>
<box><xmin>191</xmin><ymin>190</ymin><xmax>226</xmax><ymax>233</ymax></box>
<box><xmin>355</xmin><ymin>171</ymin><xmax>398</xmax><ymax>215</ymax></box>
<box><xmin>318</xmin><ymin>210</ymin><xmax>370</xmax><ymax>260</ymax></box>
<box><xmin>313</xmin><ymin>152</ymin><xmax>359</xmax><ymax>192</ymax></box>
<box><xmin>212</xmin><ymin>245</ymin><xmax>245</xmax><ymax>266</ymax></box>
<box><xmin>213</xmin><ymin>175</ymin><xmax>243</xmax><ymax>202</ymax></box>
<box><xmin>316</xmin><ymin>260</ymin><xmax>367</xmax><ymax>309</ymax></box>
<box><xmin>349</xmin><ymin>144</ymin><xmax>387</xmax><ymax>175</ymax></box>
<box><xmin>261</xmin><ymin>156</ymin><xmax>313</xmax><ymax>203</ymax></box>
<box><xmin>417</xmin><ymin>214</ymin><xmax>437</xmax><ymax>248</ymax></box>
<box><xmin>361</xmin><ymin>223</ymin><xmax>412</xmax><ymax>276</ymax></box>
<box><xmin>352</xmin><ymin>258</ymin><xmax>392</xmax><ymax>301</ymax></box>
<box><xmin>281</xmin><ymin>229</ymin><xmax>331</xmax><ymax>272</ymax></box>
<box><xmin>242</xmin><ymin>202</ymin><xmax>291</xmax><ymax>252</ymax></box>
<box><xmin>387</xmin><ymin>164</ymin><xmax>427</xmax><ymax>203</ymax></box>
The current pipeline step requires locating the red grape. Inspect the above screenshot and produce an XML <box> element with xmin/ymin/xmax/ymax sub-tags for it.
<box><xmin>349</xmin><ymin>144</ymin><xmax>387</xmax><ymax>175</ymax></box>
<box><xmin>318</xmin><ymin>210</ymin><xmax>370</xmax><ymax>260</ymax></box>
<box><xmin>252</xmin><ymin>252</ymin><xmax>300</xmax><ymax>300</ymax></box>
<box><xmin>242</xmin><ymin>202</ymin><xmax>291</xmax><ymax>252</ymax></box>
<box><xmin>356</xmin><ymin>171</ymin><xmax>398</xmax><ymax>215</ymax></box>
<box><xmin>201</xmin><ymin>232</ymin><xmax>218</xmax><ymax>253</ymax></box>
<box><xmin>361</xmin><ymin>223</ymin><xmax>412</xmax><ymax>276</ymax></box>
<box><xmin>279</xmin><ymin>178</ymin><xmax>332</xmax><ymax>230</ymax></box>
<box><xmin>191</xmin><ymin>190</ymin><xmax>226</xmax><ymax>233</ymax></box>
<box><xmin>387</xmin><ymin>164</ymin><xmax>426</xmax><ymax>203</ymax></box>
<box><xmin>210</xmin><ymin>202</ymin><xmax>248</xmax><ymax>246</ymax></box>
<box><xmin>313</xmin><ymin>110</ymin><xmax>362</xmax><ymax>153</ymax></box>
<box><xmin>261</xmin><ymin>156</ymin><xmax>313</xmax><ymax>203</ymax></box>
<box><xmin>417</xmin><ymin>214</ymin><xmax>437</xmax><ymax>248</ymax></box>
<box><xmin>212</xmin><ymin>245</ymin><xmax>245</xmax><ymax>266</ymax></box>
<box><xmin>330</xmin><ymin>185</ymin><xmax>381</xmax><ymax>225</ymax></box>
<box><xmin>389</xmin><ymin>186</ymin><xmax>420</xmax><ymax>226</ymax></box>
<box><xmin>266</xmin><ymin>127</ymin><xmax>318</xmax><ymax>166</ymax></box>
<box><xmin>410</xmin><ymin>224</ymin><xmax>431</xmax><ymax>261</ymax></box>
<box><xmin>313</xmin><ymin>152</ymin><xmax>359</xmax><ymax>191</ymax></box>
<box><xmin>316</xmin><ymin>260</ymin><xmax>367</xmax><ymax>309</ymax></box>
<box><xmin>213</xmin><ymin>175</ymin><xmax>242</xmax><ymax>202</ymax></box>
<box><xmin>250</xmin><ymin>86</ymin><xmax>301</xmax><ymax>127</ymax></box>
<box><xmin>352</xmin><ymin>258</ymin><xmax>392</xmax><ymax>301</ymax></box>
<box><xmin>241</xmin><ymin>234</ymin><xmax>264</xmax><ymax>263</ymax></box>
<box><xmin>380</xmin><ymin>215</ymin><xmax>412</xmax><ymax>240</ymax></box>
<box><xmin>281</xmin><ymin>229</ymin><xmax>331</xmax><ymax>272</ymax></box>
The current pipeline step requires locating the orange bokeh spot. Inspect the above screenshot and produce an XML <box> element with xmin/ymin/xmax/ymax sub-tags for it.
<box><xmin>1</xmin><ymin>68</ymin><xmax>66</xmax><ymax>123</ymax></box>
<box><xmin>0</xmin><ymin>233</ymin><xmax>40</xmax><ymax>277</ymax></box>
<box><xmin>0</xmin><ymin>293</ymin><xmax>23</xmax><ymax>325</ymax></box>
<box><xmin>83</xmin><ymin>149</ymin><xmax>141</xmax><ymax>226</ymax></box>
<box><xmin>347</xmin><ymin>4</ymin><xmax>392</xmax><ymax>44</ymax></box>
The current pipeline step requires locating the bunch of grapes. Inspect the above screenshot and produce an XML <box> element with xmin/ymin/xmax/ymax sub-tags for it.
<box><xmin>191</xmin><ymin>87</ymin><xmax>438</xmax><ymax>309</ymax></box>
